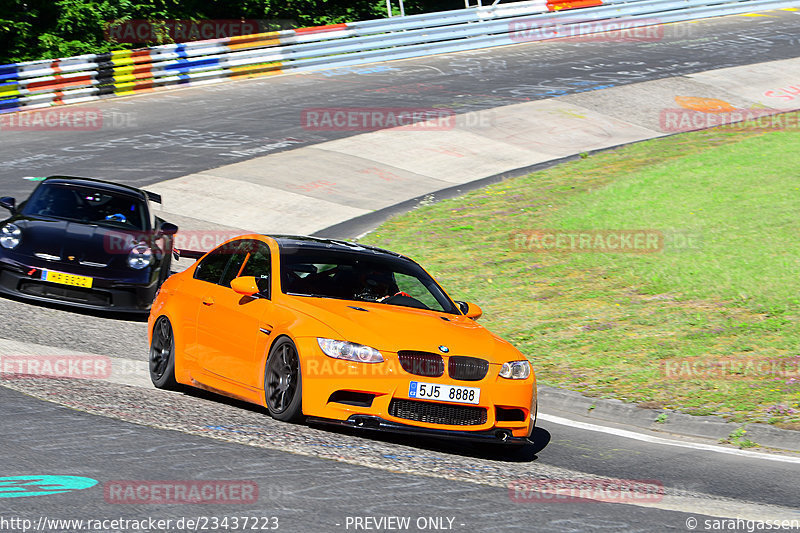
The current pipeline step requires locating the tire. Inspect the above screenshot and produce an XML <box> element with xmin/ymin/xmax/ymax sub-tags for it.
<box><xmin>149</xmin><ymin>316</ymin><xmax>179</xmax><ymax>390</ymax></box>
<box><xmin>264</xmin><ymin>337</ymin><xmax>303</xmax><ymax>422</ymax></box>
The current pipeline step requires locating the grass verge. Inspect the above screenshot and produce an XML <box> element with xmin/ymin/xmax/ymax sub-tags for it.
<box><xmin>360</xmin><ymin>123</ymin><xmax>800</xmax><ymax>427</ymax></box>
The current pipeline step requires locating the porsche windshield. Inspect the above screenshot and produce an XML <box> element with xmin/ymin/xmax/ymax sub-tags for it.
<box><xmin>280</xmin><ymin>247</ymin><xmax>458</xmax><ymax>314</ymax></box>
<box><xmin>21</xmin><ymin>182</ymin><xmax>148</xmax><ymax>230</ymax></box>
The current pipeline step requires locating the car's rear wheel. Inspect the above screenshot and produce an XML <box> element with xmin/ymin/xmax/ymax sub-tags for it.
<box><xmin>149</xmin><ymin>316</ymin><xmax>178</xmax><ymax>390</ymax></box>
<box><xmin>264</xmin><ymin>338</ymin><xmax>303</xmax><ymax>422</ymax></box>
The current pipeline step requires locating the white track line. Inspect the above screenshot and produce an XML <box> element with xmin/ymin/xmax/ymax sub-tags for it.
<box><xmin>539</xmin><ymin>413</ymin><xmax>800</xmax><ymax>464</ymax></box>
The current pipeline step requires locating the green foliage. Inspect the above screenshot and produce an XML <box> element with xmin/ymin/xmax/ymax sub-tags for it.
<box><xmin>0</xmin><ymin>0</ymin><xmax>463</xmax><ymax>64</ymax></box>
<box><xmin>721</xmin><ymin>427</ymin><xmax>757</xmax><ymax>448</ymax></box>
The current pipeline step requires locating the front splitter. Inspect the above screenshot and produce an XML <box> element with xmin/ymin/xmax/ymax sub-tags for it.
<box><xmin>307</xmin><ymin>414</ymin><xmax>533</xmax><ymax>445</ymax></box>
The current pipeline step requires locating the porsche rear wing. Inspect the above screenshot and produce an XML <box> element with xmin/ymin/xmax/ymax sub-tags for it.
<box><xmin>173</xmin><ymin>249</ymin><xmax>206</xmax><ymax>261</ymax></box>
<box><xmin>144</xmin><ymin>190</ymin><xmax>162</xmax><ymax>204</ymax></box>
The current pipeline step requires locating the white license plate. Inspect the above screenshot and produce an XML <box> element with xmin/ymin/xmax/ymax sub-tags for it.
<box><xmin>408</xmin><ymin>381</ymin><xmax>480</xmax><ymax>405</ymax></box>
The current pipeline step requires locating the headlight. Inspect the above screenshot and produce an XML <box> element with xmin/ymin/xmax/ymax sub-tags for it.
<box><xmin>0</xmin><ymin>223</ymin><xmax>21</xmax><ymax>249</ymax></box>
<box><xmin>128</xmin><ymin>244</ymin><xmax>153</xmax><ymax>269</ymax></box>
<box><xmin>499</xmin><ymin>360</ymin><xmax>531</xmax><ymax>380</ymax></box>
<box><xmin>317</xmin><ymin>338</ymin><xmax>384</xmax><ymax>363</ymax></box>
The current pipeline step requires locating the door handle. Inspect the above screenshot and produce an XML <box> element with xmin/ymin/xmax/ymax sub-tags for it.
<box><xmin>202</xmin><ymin>297</ymin><xmax>215</xmax><ymax>306</ymax></box>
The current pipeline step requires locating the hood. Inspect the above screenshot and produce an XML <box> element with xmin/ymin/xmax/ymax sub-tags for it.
<box><xmin>287</xmin><ymin>296</ymin><xmax>517</xmax><ymax>363</ymax></box>
<box><xmin>8</xmin><ymin>216</ymin><xmax>143</xmax><ymax>268</ymax></box>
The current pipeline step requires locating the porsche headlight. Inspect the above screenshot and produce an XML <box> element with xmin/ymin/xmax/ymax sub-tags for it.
<box><xmin>0</xmin><ymin>223</ymin><xmax>21</xmax><ymax>249</ymax></box>
<box><xmin>499</xmin><ymin>360</ymin><xmax>531</xmax><ymax>380</ymax></box>
<box><xmin>317</xmin><ymin>338</ymin><xmax>384</xmax><ymax>363</ymax></box>
<box><xmin>128</xmin><ymin>244</ymin><xmax>153</xmax><ymax>269</ymax></box>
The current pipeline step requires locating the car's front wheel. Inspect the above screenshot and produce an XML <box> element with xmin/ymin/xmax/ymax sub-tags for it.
<box><xmin>264</xmin><ymin>337</ymin><xmax>303</xmax><ymax>422</ymax></box>
<box><xmin>149</xmin><ymin>316</ymin><xmax>178</xmax><ymax>390</ymax></box>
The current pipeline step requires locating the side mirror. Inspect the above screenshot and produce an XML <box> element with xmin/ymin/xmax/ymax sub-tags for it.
<box><xmin>159</xmin><ymin>222</ymin><xmax>178</xmax><ymax>236</ymax></box>
<box><xmin>231</xmin><ymin>276</ymin><xmax>260</xmax><ymax>297</ymax></box>
<box><xmin>456</xmin><ymin>300</ymin><xmax>483</xmax><ymax>320</ymax></box>
<box><xmin>0</xmin><ymin>197</ymin><xmax>16</xmax><ymax>213</ymax></box>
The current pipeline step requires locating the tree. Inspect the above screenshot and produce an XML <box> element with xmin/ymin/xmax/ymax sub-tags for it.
<box><xmin>0</xmin><ymin>0</ymin><xmax>466</xmax><ymax>64</ymax></box>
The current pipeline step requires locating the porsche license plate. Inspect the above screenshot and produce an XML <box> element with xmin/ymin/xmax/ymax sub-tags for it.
<box><xmin>408</xmin><ymin>381</ymin><xmax>480</xmax><ymax>405</ymax></box>
<box><xmin>41</xmin><ymin>270</ymin><xmax>93</xmax><ymax>288</ymax></box>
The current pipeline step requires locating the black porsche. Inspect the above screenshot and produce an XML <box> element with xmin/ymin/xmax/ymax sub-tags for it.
<box><xmin>0</xmin><ymin>176</ymin><xmax>177</xmax><ymax>313</ymax></box>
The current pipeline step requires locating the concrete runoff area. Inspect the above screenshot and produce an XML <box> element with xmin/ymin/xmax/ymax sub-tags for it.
<box><xmin>686</xmin><ymin>57</ymin><xmax>800</xmax><ymax>104</ymax></box>
<box><xmin>191</xmin><ymin>148</ymin><xmax>454</xmax><ymax>209</ymax></box>
<box><xmin>143</xmin><ymin>56</ymin><xmax>800</xmax><ymax>240</ymax></box>
<box><xmin>147</xmin><ymin>172</ymin><xmax>370</xmax><ymax>234</ymax></box>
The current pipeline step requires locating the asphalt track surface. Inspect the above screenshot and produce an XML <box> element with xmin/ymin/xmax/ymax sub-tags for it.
<box><xmin>1</xmin><ymin>11</ymin><xmax>800</xmax><ymax>200</ymax></box>
<box><xmin>2</xmin><ymin>11</ymin><xmax>800</xmax><ymax>533</ymax></box>
<box><xmin>2</xmin><ymin>384</ymin><xmax>798</xmax><ymax>532</ymax></box>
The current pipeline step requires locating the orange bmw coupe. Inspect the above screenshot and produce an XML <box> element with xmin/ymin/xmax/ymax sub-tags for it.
<box><xmin>148</xmin><ymin>235</ymin><xmax>537</xmax><ymax>444</ymax></box>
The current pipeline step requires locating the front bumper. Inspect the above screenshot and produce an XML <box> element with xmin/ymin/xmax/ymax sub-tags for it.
<box><xmin>297</xmin><ymin>337</ymin><xmax>537</xmax><ymax>440</ymax></box>
<box><xmin>0</xmin><ymin>258</ymin><xmax>158</xmax><ymax>312</ymax></box>
<box><xmin>308</xmin><ymin>414</ymin><xmax>533</xmax><ymax>445</ymax></box>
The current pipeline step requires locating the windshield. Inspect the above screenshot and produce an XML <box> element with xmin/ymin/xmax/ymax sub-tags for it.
<box><xmin>21</xmin><ymin>182</ymin><xmax>148</xmax><ymax>230</ymax></box>
<box><xmin>280</xmin><ymin>248</ymin><xmax>458</xmax><ymax>314</ymax></box>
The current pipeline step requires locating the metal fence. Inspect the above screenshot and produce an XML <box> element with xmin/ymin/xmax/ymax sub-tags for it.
<box><xmin>1</xmin><ymin>0</ymin><xmax>797</xmax><ymax>114</ymax></box>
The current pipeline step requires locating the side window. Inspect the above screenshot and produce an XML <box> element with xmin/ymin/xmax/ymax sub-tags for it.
<box><xmin>238</xmin><ymin>241</ymin><xmax>272</xmax><ymax>296</ymax></box>
<box><xmin>194</xmin><ymin>248</ymin><xmax>233</xmax><ymax>284</ymax></box>
<box><xmin>194</xmin><ymin>241</ymin><xmax>244</xmax><ymax>286</ymax></box>
<box><xmin>395</xmin><ymin>273</ymin><xmax>445</xmax><ymax>312</ymax></box>
<box><xmin>219</xmin><ymin>246</ymin><xmax>249</xmax><ymax>288</ymax></box>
